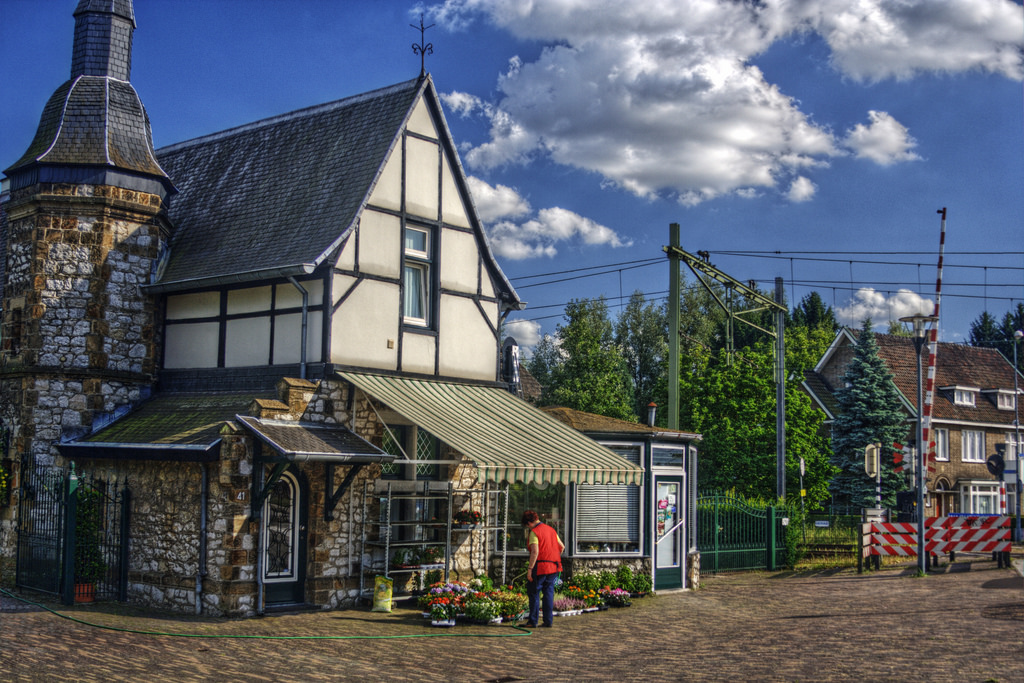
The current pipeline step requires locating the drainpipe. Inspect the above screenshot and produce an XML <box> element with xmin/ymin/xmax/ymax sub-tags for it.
<box><xmin>286</xmin><ymin>276</ymin><xmax>308</xmax><ymax>379</ymax></box>
<box><xmin>195</xmin><ymin>463</ymin><xmax>208</xmax><ymax>615</ymax></box>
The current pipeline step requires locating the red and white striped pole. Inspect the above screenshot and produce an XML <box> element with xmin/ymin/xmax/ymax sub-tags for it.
<box><xmin>920</xmin><ymin>208</ymin><xmax>946</xmax><ymax>500</ymax></box>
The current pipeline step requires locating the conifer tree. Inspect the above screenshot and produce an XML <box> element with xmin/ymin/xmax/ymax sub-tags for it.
<box><xmin>829</xmin><ymin>320</ymin><xmax>909</xmax><ymax>508</ymax></box>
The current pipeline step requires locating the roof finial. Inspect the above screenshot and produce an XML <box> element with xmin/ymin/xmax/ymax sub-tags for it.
<box><xmin>410</xmin><ymin>13</ymin><xmax>435</xmax><ymax>79</ymax></box>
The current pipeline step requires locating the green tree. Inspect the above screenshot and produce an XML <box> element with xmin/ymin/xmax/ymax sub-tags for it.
<box><xmin>525</xmin><ymin>333</ymin><xmax>561</xmax><ymax>397</ymax></box>
<box><xmin>829</xmin><ymin>320</ymin><xmax>909</xmax><ymax>508</ymax></box>
<box><xmin>614</xmin><ymin>291</ymin><xmax>667</xmax><ymax>420</ymax></box>
<box><xmin>542</xmin><ymin>297</ymin><xmax>635</xmax><ymax>421</ymax></box>
<box><xmin>677</xmin><ymin>341</ymin><xmax>833</xmax><ymax>507</ymax></box>
<box><xmin>968</xmin><ymin>304</ymin><xmax>1024</xmax><ymax>374</ymax></box>
<box><xmin>791</xmin><ymin>291</ymin><xmax>838</xmax><ymax>335</ymax></box>
<box><xmin>968</xmin><ymin>311</ymin><xmax>1001</xmax><ymax>348</ymax></box>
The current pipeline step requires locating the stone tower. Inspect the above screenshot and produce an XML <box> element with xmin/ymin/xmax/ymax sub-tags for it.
<box><xmin>1</xmin><ymin>0</ymin><xmax>174</xmax><ymax>467</ymax></box>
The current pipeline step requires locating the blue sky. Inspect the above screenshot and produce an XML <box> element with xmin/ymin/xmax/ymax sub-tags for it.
<box><xmin>2</xmin><ymin>0</ymin><xmax>1022</xmax><ymax>349</ymax></box>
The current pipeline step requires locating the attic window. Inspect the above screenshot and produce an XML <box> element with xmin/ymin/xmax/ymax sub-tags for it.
<box><xmin>954</xmin><ymin>389</ymin><xmax>975</xmax><ymax>406</ymax></box>
<box><xmin>942</xmin><ymin>385</ymin><xmax>979</xmax><ymax>407</ymax></box>
<box><xmin>996</xmin><ymin>392</ymin><xmax>1016</xmax><ymax>411</ymax></box>
<box><xmin>403</xmin><ymin>225</ymin><xmax>433</xmax><ymax>327</ymax></box>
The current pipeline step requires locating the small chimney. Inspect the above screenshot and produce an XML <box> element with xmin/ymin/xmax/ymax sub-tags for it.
<box><xmin>647</xmin><ymin>402</ymin><xmax>657</xmax><ymax>427</ymax></box>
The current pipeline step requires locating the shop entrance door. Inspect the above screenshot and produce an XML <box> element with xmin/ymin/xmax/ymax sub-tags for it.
<box><xmin>654</xmin><ymin>475</ymin><xmax>685</xmax><ymax>590</ymax></box>
<box><xmin>261</xmin><ymin>470</ymin><xmax>307</xmax><ymax>605</ymax></box>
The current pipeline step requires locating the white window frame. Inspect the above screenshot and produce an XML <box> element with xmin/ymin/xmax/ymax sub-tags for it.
<box><xmin>1006</xmin><ymin>432</ymin><xmax>1019</xmax><ymax>461</ymax></box>
<box><xmin>959</xmin><ymin>482</ymin><xmax>999</xmax><ymax>515</ymax></box>
<box><xmin>954</xmin><ymin>389</ymin><xmax>975</xmax><ymax>407</ymax></box>
<box><xmin>997</xmin><ymin>392</ymin><xmax>1016</xmax><ymax>410</ymax></box>
<box><xmin>933</xmin><ymin>428</ymin><xmax>949</xmax><ymax>462</ymax></box>
<box><xmin>403</xmin><ymin>226</ymin><xmax>432</xmax><ymax>327</ymax></box>
<box><xmin>961</xmin><ymin>429</ymin><xmax>984</xmax><ymax>463</ymax></box>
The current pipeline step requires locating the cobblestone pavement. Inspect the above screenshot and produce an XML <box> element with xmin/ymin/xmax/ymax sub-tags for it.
<box><xmin>1</xmin><ymin>560</ymin><xmax>1021</xmax><ymax>682</ymax></box>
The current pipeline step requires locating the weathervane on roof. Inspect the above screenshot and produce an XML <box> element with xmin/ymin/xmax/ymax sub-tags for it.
<box><xmin>411</xmin><ymin>13</ymin><xmax>435</xmax><ymax>79</ymax></box>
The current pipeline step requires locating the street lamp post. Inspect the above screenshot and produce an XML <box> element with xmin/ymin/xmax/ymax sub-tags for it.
<box><xmin>901</xmin><ymin>314</ymin><xmax>938</xmax><ymax>575</ymax></box>
<box><xmin>1014</xmin><ymin>330</ymin><xmax>1022</xmax><ymax>542</ymax></box>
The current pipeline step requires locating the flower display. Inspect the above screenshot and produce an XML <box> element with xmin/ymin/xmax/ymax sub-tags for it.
<box><xmin>562</xmin><ymin>584</ymin><xmax>603</xmax><ymax>608</ymax></box>
<box><xmin>452</xmin><ymin>509</ymin><xmax>483</xmax><ymax>525</ymax></box>
<box><xmin>601</xmin><ymin>587</ymin><xmax>632</xmax><ymax>607</ymax></box>
<box><xmin>553</xmin><ymin>597</ymin><xmax>586</xmax><ymax>612</ymax></box>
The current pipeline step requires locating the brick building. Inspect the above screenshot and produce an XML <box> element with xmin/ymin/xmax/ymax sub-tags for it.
<box><xmin>803</xmin><ymin>328</ymin><xmax>1021</xmax><ymax>516</ymax></box>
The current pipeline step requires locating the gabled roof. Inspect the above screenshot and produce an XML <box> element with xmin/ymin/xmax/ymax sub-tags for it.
<box><xmin>806</xmin><ymin>327</ymin><xmax>1021</xmax><ymax>426</ymax></box>
<box><xmin>152</xmin><ymin>78</ymin><xmax>424</xmax><ymax>290</ymax></box>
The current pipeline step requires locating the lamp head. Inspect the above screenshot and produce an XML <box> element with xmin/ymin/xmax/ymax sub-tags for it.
<box><xmin>898</xmin><ymin>314</ymin><xmax>938</xmax><ymax>339</ymax></box>
<box><xmin>1015</xmin><ymin>330</ymin><xmax>1023</xmax><ymax>342</ymax></box>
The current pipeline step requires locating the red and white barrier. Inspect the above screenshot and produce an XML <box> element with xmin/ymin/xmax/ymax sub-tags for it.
<box><xmin>862</xmin><ymin>516</ymin><xmax>1011</xmax><ymax>558</ymax></box>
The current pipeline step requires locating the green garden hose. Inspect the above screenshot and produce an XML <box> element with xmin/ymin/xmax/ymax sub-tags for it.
<box><xmin>0</xmin><ymin>587</ymin><xmax>532</xmax><ymax>640</ymax></box>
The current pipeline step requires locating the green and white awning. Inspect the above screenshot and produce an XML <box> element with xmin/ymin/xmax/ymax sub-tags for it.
<box><xmin>340</xmin><ymin>371</ymin><xmax>644</xmax><ymax>487</ymax></box>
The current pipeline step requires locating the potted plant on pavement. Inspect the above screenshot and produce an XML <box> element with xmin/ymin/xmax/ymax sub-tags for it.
<box><xmin>74</xmin><ymin>485</ymin><xmax>106</xmax><ymax>602</ymax></box>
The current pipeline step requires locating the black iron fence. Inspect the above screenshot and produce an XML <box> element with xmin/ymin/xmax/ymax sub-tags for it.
<box><xmin>16</xmin><ymin>463</ymin><xmax>130</xmax><ymax>604</ymax></box>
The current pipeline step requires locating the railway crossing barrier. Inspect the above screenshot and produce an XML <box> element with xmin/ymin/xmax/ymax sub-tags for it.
<box><xmin>859</xmin><ymin>515</ymin><xmax>1012</xmax><ymax>572</ymax></box>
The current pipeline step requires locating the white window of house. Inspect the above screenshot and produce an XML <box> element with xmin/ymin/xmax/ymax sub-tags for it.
<box><xmin>960</xmin><ymin>483</ymin><xmax>999</xmax><ymax>514</ymax></box>
<box><xmin>997</xmin><ymin>392</ymin><xmax>1016</xmax><ymax>410</ymax></box>
<box><xmin>576</xmin><ymin>445</ymin><xmax>642</xmax><ymax>554</ymax></box>
<box><xmin>403</xmin><ymin>226</ymin><xmax>431</xmax><ymax>326</ymax></box>
<box><xmin>961</xmin><ymin>430</ymin><xmax>984</xmax><ymax>463</ymax></box>
<box><xmin>1007</xmin><ymin>432</ymin><xmax>1019</xmax><ymax>461</ymax></box>
<box><xmin>954</xmin><ymin>389</ymin><xmax>975</xmax><ymax>406</ymax></box>
<box><xmin>933</xmin><ymin>428</ymin><xmax>949</xmax><ymax>462</ymax></box>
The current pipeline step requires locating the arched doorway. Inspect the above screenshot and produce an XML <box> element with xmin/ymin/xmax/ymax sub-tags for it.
<box><xmin>261</xmin><ymin>469</ymin><xmax>307</xmax><ymax>605</ymax></box>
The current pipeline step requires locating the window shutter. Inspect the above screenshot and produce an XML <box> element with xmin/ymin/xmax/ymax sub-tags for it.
<box><xmin>576</xmin><ymin>446</ymin><xmax>640</xmax><ymax>544</ymax></box>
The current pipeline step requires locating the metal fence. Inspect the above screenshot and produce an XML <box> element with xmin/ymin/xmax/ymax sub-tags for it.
<box><xmin>16</xmin><ymin>463</ymin><xmax>130</xmax><ymax>604</ymax></box>
<box><xmin>697</xmin><ymin>491</ymin><xmax>786</xmax><ymax>573</ymax></box>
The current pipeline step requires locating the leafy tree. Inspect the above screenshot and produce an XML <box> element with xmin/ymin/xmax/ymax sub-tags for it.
<box><xmin>525</xmin><ymin>333</ymin><xmax>561</xmax><ymax>396</ymax></box>
<box><xmin>829</xmin><ymin>320</ymin><xmax>909</xmax><ymax>508</ymax></box>
<box><xmin>678</xmin><ymin>341</ymin><xmax>834</xmax><ymax>508</ymax></box>
<box><xmin>791</xmin><ymin>291</ymin><xmax>838</xmax><ymax>335</ymax></box>
<box><xmin>886</xmin><ymin>320</ymin><xmax>911</xmax><ymax>336</ymax></box>
<box><xmin>614</xmin><ymin>291</ymin><xmax>667</xmax><ymax>420</ymax></box>
<box><xmin>541</xmin><ymin>297</ymin><xmax>635</xmax><ymax>421</ymax></box>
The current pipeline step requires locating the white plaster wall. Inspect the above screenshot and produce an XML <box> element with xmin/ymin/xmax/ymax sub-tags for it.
<box><xmin>438</xmin><ymin>295</ymin><xmax>497</xmax><ymax>380</ymax></box>
<box><xmin>405</xmin><ymin>136</ymin><xmax>439</xmax><ymax>221</ymax></box>
<box><xmin>401</xmin><ymin>332</ymin><xmax>436</xmax><ymax>375</ymax></box>
<box><xmin>275</xmin><ymin>279</ymin><xmax>324</xmax><ymax>308</ymax></box>
<box><xmin>368</xmin><ymin>146</ymin><xmax>402</xmax><ymax>212</ymax></box>
<box><xmin>357</xmin><ymin>210</ymin><xmax>401</xmax><ymax>279</ymax></box>
<box><xmin>330</xmin><ymin>275</ymin><xmax>399</xmax><ymax>370</ymax></box>
<box><xmin>164</xmin><ymin>322</ymin><xmax>219</xmax><ymax>368</ymax></box>
<box><xmin>440</xmin><ymin>228</ymin><xmax>479</xmax><ymax>295</ymax></box>
<box><xmin>227</xmin><ymin>286</ymin><xmax>272</xmax><ymax>314</ymax></box>
<box><xmin>441</xmin><ymin>153</ymin><xmax>471</xmax><ymax>229</ymax></box>
<box><xmin>166</xmin><ymin>291</ymin><xmax>219</xmax><ymax>319</ymax></box>
<box><xmin>407</xmin><ymin>97</ymin><xmax>437</xmax><ymax>138</ymax></box>
<box><xmin>224</xmin><ymin>317</ymin><xmax>271</xmax><ymax>366</ymax></box>
<box><xmin>273</xmin><ymin>311</ymin><xmax>324</xmax><ymax>364</ymax></box>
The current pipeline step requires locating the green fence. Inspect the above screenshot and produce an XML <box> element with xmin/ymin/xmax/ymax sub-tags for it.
<box><xmin>697</xmin><ymin>492</ymin><xmax>786</xmax><ymax>573</ymax></box>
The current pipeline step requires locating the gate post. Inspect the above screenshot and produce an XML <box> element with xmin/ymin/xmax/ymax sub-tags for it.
<box><xmin>766</xmin><ymin>506</ymin><xmax>777</xmax><ymax>571</ymax></box>
<box><xmin>61</xmin><ymin>466</ymin><xmax>79</xmax><ymax>605</ymax></box>
<box><xmin>119</xmin><ymin>483</ymin><xmax>131</xmax><ymax>602</ymax></box>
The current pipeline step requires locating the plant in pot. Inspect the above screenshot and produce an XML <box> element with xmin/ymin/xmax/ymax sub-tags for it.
<box><xmin>452</xmin><ymin>509</ymin><xmax>483</xmax><ymax>527</ymax></box>
<box><xmin>74</xmin><ymin>486</ymin><xmax>106</xmax><ymax>602</ymax></box>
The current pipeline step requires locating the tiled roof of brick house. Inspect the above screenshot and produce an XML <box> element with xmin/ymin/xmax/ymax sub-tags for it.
<box><xmin>805</xmin><ymin>328</ymin><xmax>1021</xmax><ymax>426</ymax></box>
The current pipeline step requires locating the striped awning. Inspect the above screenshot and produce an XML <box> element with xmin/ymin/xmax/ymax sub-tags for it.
<box><xmin>340</xmin><ymin>371</ymin><xmax>643</xmax><ymax>486</ymax></box>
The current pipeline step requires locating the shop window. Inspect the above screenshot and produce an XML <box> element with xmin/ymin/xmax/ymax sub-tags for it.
<box><xmin>500</xmin><ymin>482</ymin><xmax>566</xmax><ymax>553</ymax></box>
<box><xmin>576</xmin><ymin>445</ymin><xmax>641</xmax><ymax>554</ymax></box>
<box><xmin>652</xmin><ymin>445</ymin><xmax>684</xmax><ymax>468</ymax></box>
<box><xmin>933</xmin><ymin>428</ymin><xmax>949</xmax><ymax>462</ymax></box>
<box><xmin>961</xmin><ymin>430</ymin><xmax>984</xmax><ymax>463</ymax></box>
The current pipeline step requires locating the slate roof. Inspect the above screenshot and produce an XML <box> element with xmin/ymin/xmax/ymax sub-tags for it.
<box><xmin>153</xmin><ymin>78</ymin><xmax>424</xmax><ymax>290</ymax></box>
<box><xmin>236</xmin><ymin>416</ymin><xmax>392</xmax><ymax>462</ymax></box>
<box><xmin>80</xmin><ymin>392</ymin><xmax>270</xmax><ymax>446</ymax></box>
<box><xmin>802</xmin><ymin>370</ymin><xmax>838</xmax><ymax>418</ymax></box>
<box><xmin>807</xmin><ymin>329</ymin><xmax>1021</xmax><ymax>426</ymax></box>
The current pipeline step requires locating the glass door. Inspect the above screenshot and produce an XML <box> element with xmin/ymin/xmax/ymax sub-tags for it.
<box><xmin>654</xmin><ymin>475</ymin><xmax>684</xmax><ymax>590</ymax></box>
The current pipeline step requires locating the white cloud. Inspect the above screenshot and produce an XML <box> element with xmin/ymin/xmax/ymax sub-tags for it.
<box><xmin>440</xmin><ymin>90</ymin><xmax>486</xmax><ymax>117</ymax></box>
<box><xmin>468</xmin><ymin>177</ymin><xmax>631</xmax><ymax>259</ymax></box>
<box><xmin>836</xmin><ymin>288</ymin><xmax>935</xmax><ymax>325</ymax></box>
<box><xmin>429</xmin><ymin>0</ymin><xmax>1022</xmax><ymax>203</ymax></box>
<box><xmin>503</xmin><ymin>318</ymin><xmax>541</xmax><ymax>348</ymax></box>
<box><xmin>787</xmin><ymin>176</ymin><xmax>816</xmax><ymax>202</ymax></box>
<box><xmin>844</xmin><ymin>111</ymin><xmax>921</xmax><ymax>165</ymax></box>
<box><xmin>466</xmin><ymin>176</ymin><xmax>531</xmax><ymax>222</ymax></box>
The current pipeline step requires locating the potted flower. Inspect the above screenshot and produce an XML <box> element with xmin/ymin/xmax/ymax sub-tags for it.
<box><xmin>462</xmin><ymin>592</ymin><xmax>500</xmax><ymax>624</ymax></box>
<box><xmin>452</xmin><ymin>509</ymin><xmax>483</xmax><ymax>528</ymax></box>
<box><xmin>601</xmin><ymin>587</ymin><xmax>632</xmax><ymax>607</ymax></box>
<box><xmin>552</xmin><ymin>596</ymin><xmax>586</xmax><ymax>616</ymax></box>
<box><xmin>419</xmin><ymin>545</ymin><xmax>444</xmax><ymax>566</ymax></box>
<box><xmin>429</xmin><ymin>596</ymin><xmax>458</xmax><ymax>626</ymax></box>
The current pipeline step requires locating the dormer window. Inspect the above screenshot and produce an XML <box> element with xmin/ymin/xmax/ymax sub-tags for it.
<box><xmin>942</xmin><ymin>385</ymin><xmax>980</xmax><ymax>407</ymax></box>
<box><xmin>954</xmin><ymin>389</ymin><xmax>975</xmax><ymax>406</ymax></box>
<box><xmin>403</xmin><ymin>225</ymin><xmax>433</xmax><ymax>327</ymax></box>
<box><xmin>997</xmin><ymin>393</ymin><xmax>1015</xmax><ymax>410</ymax></box>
